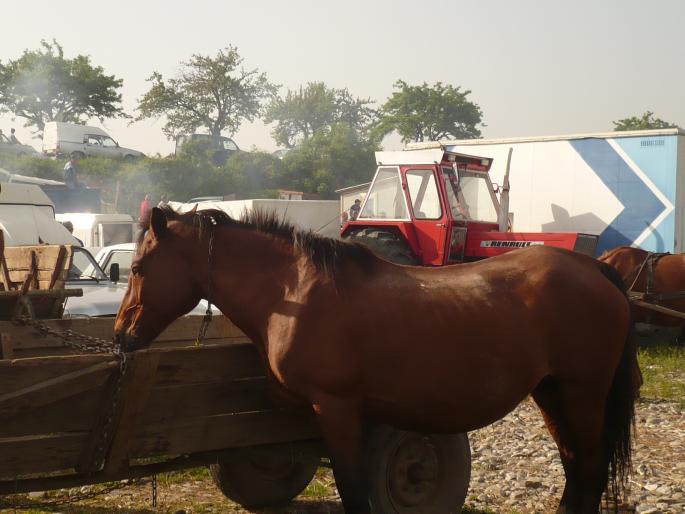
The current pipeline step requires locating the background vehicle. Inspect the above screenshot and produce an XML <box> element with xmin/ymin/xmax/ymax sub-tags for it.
<box><xmin>56</xmin><ymin>212</ymin><xmax>136</xmax><ymax>249</ymax></box>
<box><xmin>42</xmin><ymin>122</ymin><xmax>145</xmax><ymax>160</ymax></box>
<box><xmin>434</xmin><ymin>128</ymin><xmax>685</xmax><ymax>255</ymax></box>
<box><xmin>0</xmin><ymin>183</ymin><xmax>80</xmax><ymax>246</ymax></box>
<box><xmin>172</xmin><ymin>198</ymin><xmax>341</xmax><ymax>239</ymax></box>
<box><xmin>175</xmin><ymin>133</ymin><xmax>239</xmax><ymax>165</ymax></box>
<box><xmin>341</xmin><ymin>149</ymin><xmax>597</xmax><ymax>264</ymax></box>
<box><xmin>0</xmin><ymin>132</ymin><xmax>42</xmax><ymax>158</ymax></box>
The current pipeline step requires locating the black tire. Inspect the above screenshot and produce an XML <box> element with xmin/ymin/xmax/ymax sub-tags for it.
<box><xmin>345</xmin><ymin>228</ymin><xmax>420</xmax><ymax>265</ymax></box>
<box><xmin>209</xmin><ymin>443</ymin><xmax>319</xmax><ymax>508</ymax></box>
<box><xmin>366</xmin><ymin>426</ymin><xmax>471</xmax><ymax>514</ymax></box>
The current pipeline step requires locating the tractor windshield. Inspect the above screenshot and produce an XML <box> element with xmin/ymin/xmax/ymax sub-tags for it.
<box><xmin>359</xmin><ymin>167</ymin><xmax>409</xmax><ymax>220</ymax></box>
<box><xmin>442</xmin><ymin>166</ymin><xmax>498</xmax><ymax>223</ymax></box>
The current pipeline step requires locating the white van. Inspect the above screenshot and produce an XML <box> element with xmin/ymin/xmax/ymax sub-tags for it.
<box><xmin>55</xmin><ymin>212</ymin><xmax>137</xmax><ymax>249</ymax></box>
<box><xmin>42</xmin><ymin>122</ymin><xmax>145</xmax><ymax>160</ymax></box>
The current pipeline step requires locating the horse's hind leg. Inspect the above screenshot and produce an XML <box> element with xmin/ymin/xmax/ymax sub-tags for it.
<box><xmin>312</xmin><ymin>395</ymin><xmax>370</xmax><ymax>514</ymax></box>
<box><xmin>533</xmin><ymin>377</ymin><xmax>609</xmax><ymax>514</ymax></box>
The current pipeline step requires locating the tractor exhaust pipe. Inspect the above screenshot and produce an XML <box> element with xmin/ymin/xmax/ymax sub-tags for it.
<box><xmin>498</xmin><ymin>147</ymin><xmax>513</xmax><ymax>232</ymax></box>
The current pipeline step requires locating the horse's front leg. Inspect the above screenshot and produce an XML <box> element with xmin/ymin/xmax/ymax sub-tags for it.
<box><xmin>313</xmin><ymin>395</ymin><xmax>369</xmax><ymax>514</ymax></box>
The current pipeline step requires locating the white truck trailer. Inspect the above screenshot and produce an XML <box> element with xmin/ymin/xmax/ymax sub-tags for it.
<box><xmin>409</xmin><ymin>128</ymin><xmax>685</xmax><ymax>255</ymax></box>
<box><xmin>171</xmin><ymin>199</ymin><xmax>342</xmax><ymax>239</ymax></box>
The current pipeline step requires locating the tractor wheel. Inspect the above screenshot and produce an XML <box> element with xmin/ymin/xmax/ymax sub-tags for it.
<box><xmin>345</xmin><ymin>228</ymin><xmax>420</xmax><ymax>265</ymax></box>
<box><xmin>366</xmin><ymin>426</ymin><xmax>471</xmax><ymax>514</ymax></box>
<box><xmin>209</xmin><ymin>442</ymin><xmax>319</xmax><ymax>508</ymax></box>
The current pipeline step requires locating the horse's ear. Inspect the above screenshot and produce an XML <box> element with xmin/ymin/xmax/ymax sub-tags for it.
<box><xmin>150</xmin><ymin>207</ymin><xmax>168</xmax><ymax>239</ymax></box>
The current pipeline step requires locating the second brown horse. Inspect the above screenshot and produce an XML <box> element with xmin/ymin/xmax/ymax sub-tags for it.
<box><xmin>600</xmin><ymin>245</ymin><xmax>685</xmax><ymax>344</ymax></box>
<box><xmin>116</xmin><ymin>207</ymin><xmax>640</xmax><ymax>514</ymax></box>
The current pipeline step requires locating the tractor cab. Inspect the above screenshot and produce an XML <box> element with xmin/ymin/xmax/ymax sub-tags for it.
<box><xmin>341</xmin><ymin>149</ymin><xmax>597</xmax><ymax>265</ymax></box>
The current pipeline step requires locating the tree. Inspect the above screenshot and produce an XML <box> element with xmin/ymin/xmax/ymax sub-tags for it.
<box><xmin>264</xmin><ymin>82</ymin><xmax>376</xmax><ymax>148</ymax></box>
<box><xmin>280</xmin><ymin>123</ymin><xmax>378</xmax><ymax>198</ymax></box>
<box><xmin>0</xmin><ymin>40</ymin><xmax>127</xmax><ymax>135</ymax></box>
<box><xmin>137</xmin><ymin>46</ymin><xmax>277</xmax><ymax>139</ymax></box>
<box><xmin>374</xmin><ymin>80</ymin><xmax>483</xmax><ymax>143</ymax></box>
<box><xmin>613</xmin><ymin>111</ymin><xmax>679</xmax><ymax>131</ymax></box>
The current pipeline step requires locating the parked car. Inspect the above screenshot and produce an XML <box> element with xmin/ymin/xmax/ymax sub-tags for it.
<box><xmin>175</xmin><ymin>133</ymin><xmax>239</xmax><ymax>165</ymax></box>
<box><xmin>63</xmin><ymin>246</ymin><xmax>128</xmax><ymax>317</ymax></box>
<box><xmin>0</xmin><ymin>132</ymin><xmax>42</xmax><ymax>158</ymax></box>
<box><xmin>42</xmin><ymin>122</ymin><xmax>145</xmax><ymax>160</ymax></box>
<box><xmin>94</xmin><ymin>242</ymin><xmax>135</xmax><ymax>282</ymax></box>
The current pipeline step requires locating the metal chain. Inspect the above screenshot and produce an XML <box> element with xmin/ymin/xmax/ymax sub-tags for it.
<box><xmin>14</xmin><ymin>316</ymin><xmax>121</xmax><ymax>355</ymax></box>
<box><xmin>152</xmin><ymin>473</ymin><xmax>157</xmax><ymax>507</ymax></box>
<box><xmin>3</xmin><ymin>479</ymin><xmax>141</xmax><ymax>510</ymax></box>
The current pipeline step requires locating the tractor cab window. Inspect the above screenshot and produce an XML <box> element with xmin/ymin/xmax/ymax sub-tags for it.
<box><xmin>406</xmin><ymin>169</ymin><xmax>441</xmax><ymax>219</ymax></box>
<box><xmin>359</xmin><ymin>167</ymin><xmax>409</xmax><ymax>220</ymax></box>
<box><xmin>442</xmin><ymin>166</ymin><xmax>498</xmax><ymax>223</ymax></box>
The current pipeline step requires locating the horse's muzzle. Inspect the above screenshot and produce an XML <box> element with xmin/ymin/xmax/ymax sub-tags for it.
<box><xmin>114</xmin><ymin>330</ymin><xmax>149</xmax><ymax>352</ymax></box>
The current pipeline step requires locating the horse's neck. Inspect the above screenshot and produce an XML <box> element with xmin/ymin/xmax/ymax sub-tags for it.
<box><xmin>204</xmin><ymin>229</ymin><xmax>306</xmax><ymax>344</ymax></box>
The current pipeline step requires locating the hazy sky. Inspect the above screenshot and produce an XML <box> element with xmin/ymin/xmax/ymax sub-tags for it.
<box><xmin>2</xmin><ymin>0</ymin><xmax>684</xmax><ymax>156</ymax></box>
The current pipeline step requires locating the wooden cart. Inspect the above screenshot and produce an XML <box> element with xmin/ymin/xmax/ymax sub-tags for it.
<box><xmin>0</xmin><ymin>315</ymin><xmax>325</xmax><ymax>507</ymax></box>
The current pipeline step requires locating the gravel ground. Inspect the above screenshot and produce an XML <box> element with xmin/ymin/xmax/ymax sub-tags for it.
<box><xmin>467</xmin><ymin>398</ymin><xmax>685</xmax><ymax>514</ymax></box>
<box><xmin>1</xmin><ymin>399</ymin><xmax>683</xmax><ymax>514</ymax></box>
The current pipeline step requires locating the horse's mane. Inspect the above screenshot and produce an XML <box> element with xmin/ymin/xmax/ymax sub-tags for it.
<box><xmin>597</xmin><ymin>245</ymin><xmax>643</xmax><ymax>262</ymax></box>
<box><xmin>140</xmin><ymin>206</ymin><xmax>377</xmax><ymax>278</ymax></box>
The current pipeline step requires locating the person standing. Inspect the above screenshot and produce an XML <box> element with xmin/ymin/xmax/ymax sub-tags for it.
<box><xmin>63</xmin><ymin>156</ymin><xmax>78</xmax><ymax>189</ymax></box>
<box><xmin>9</xmin><ymin>128</ymin><xmax>20</xmax><ymax>145</ymax></box>
<box><xmin>349</xmin><ymin>198</ymin><xmax>362</xmax><ymax>220</ymax></box>
<box><xmin>157</xmin><ymin>194</ymin><xmax>169</xmax><ymax>208</ymax></box>
<box><xmin>139</xmin><ymin>193</ymin><xmax>152</xmax><ymax>223</ymax></box>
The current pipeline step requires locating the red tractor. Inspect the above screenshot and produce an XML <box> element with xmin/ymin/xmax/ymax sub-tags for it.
<box><xmin>341</xmin><ymin>148</ymin><xmax>597</xmax><ymax>265</ymax></box>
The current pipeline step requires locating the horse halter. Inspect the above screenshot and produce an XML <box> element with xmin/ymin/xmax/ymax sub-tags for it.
<box><xmin>195</xmin><ymin>214</ymin><xmax>217</xmax><ymax>345</ymax></box>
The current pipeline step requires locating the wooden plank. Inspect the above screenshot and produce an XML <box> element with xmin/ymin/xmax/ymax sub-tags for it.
<box><xmin>0</xmin><ymin>333</ymin><xmax>12</xmax><ymax>359</ymax></box>
<box><xmin>0</xmin><ymin>354</ymin><xmax>112</xmax><ymax>393</ymax></box>
<box><xmin>155</xmin><ymin>315</ymin><xmax>245</xmax><ymax>341</ymax></box>
<box><xmin>0</xmin><ymin>360</ymin><xmax>117</xmax><ymax>420</ymax></box>
<box><xmin>0</xmin><ymin>432</ymin><xmax>89</xmax><ymax>477</ymax></box>
<box><xmin>102</xmin><ymin>352</ymin><xmax>160</xmax><ymax>474</ymax></box>
<box><xmin>0</xmin><ymin>387</ymin><xmax>106</xmax><ymax>438</ymax></box>
<box><xmin>154</xmin><ymin>344</ymin><xmax>265</xmax><ymax>385</ymax></box>
<box><xmin>141</xmin><ymin>377</ymin><xmax>273</xmax><ymax>425</ymax></box>
<box><xmin>131</xmin><ymin>409</ymin><xmax>319</xmax><ymax>457</ymax></box>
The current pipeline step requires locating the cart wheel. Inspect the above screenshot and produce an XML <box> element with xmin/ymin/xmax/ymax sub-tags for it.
<box><xmin>209</xmin><ymin>442</ymin><xmax>319</xmax><ymax>508</ymax></box>
<box><xmin>366</xmin><ymin>426</ymin><xmax>471</xmax><ymax>514</ymax></box>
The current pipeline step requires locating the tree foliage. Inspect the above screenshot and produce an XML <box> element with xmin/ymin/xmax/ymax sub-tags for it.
<box><xmin>137</xmin><ymin>46</ymin><xmax>277</xmax><ymax>139</ymax></box>
<box><xmin>374</xmin><ymin>80</ymin><xmax>483</xmax><ymax>143</ymax></box>
<box><xmin>280</xmin><ymin>123</ymin><xmax>378</xmax><ymax>198</ymax></box>
<box><xmin>613</xmin><ymin>111</ymin><xmax>679</xmax><ymax>131</ymax></box>
<box><xmin>264</xmin><ymin>82</ymin><xmax>376</xmax><ymax>148</ymax></box>
<box><xmin>0</xmin><ymin>40</ymin><xmax>127</xmax><ymax>135</ymax></box>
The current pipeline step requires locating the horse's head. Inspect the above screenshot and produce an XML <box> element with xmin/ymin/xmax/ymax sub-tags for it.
<box><xmin>115</xmin><ymin>207</ymin><xmax>204</xmax><ymax>351</ymax></box>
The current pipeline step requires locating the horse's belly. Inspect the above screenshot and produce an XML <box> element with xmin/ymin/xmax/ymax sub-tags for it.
<box><xmin>362</xmin><ymin>368</ymin><xmax>541</xmax><ymax>433</ymax></box>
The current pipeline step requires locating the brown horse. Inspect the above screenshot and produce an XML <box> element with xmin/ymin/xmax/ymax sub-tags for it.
<box><xmin>115</xmin><ymin>207</ymin><xmax>640</xmax><ymax>514</ymax></box>
<box><xmin>599</xmin><ymin>246</ymin><xmax>685</xmax><ymax>344</ymax></box>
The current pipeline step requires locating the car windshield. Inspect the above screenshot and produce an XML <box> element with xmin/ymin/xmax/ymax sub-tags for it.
<box><xmin>69</xmin><ymin>247</ymin><xmax>108</xmax><ymax>281</ymax></box>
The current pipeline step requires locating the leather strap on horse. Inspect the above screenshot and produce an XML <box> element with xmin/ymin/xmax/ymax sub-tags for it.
<box><xmin>195</xmin><ymin>214</ymin><xmax>217</xmax><ymax>346</ymax></box>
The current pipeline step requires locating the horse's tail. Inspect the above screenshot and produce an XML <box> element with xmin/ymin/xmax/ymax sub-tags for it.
<box><xmin>598</xmin><ymin>262</ymin><xmax>641</xmax><ymax>502</ymax></box>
